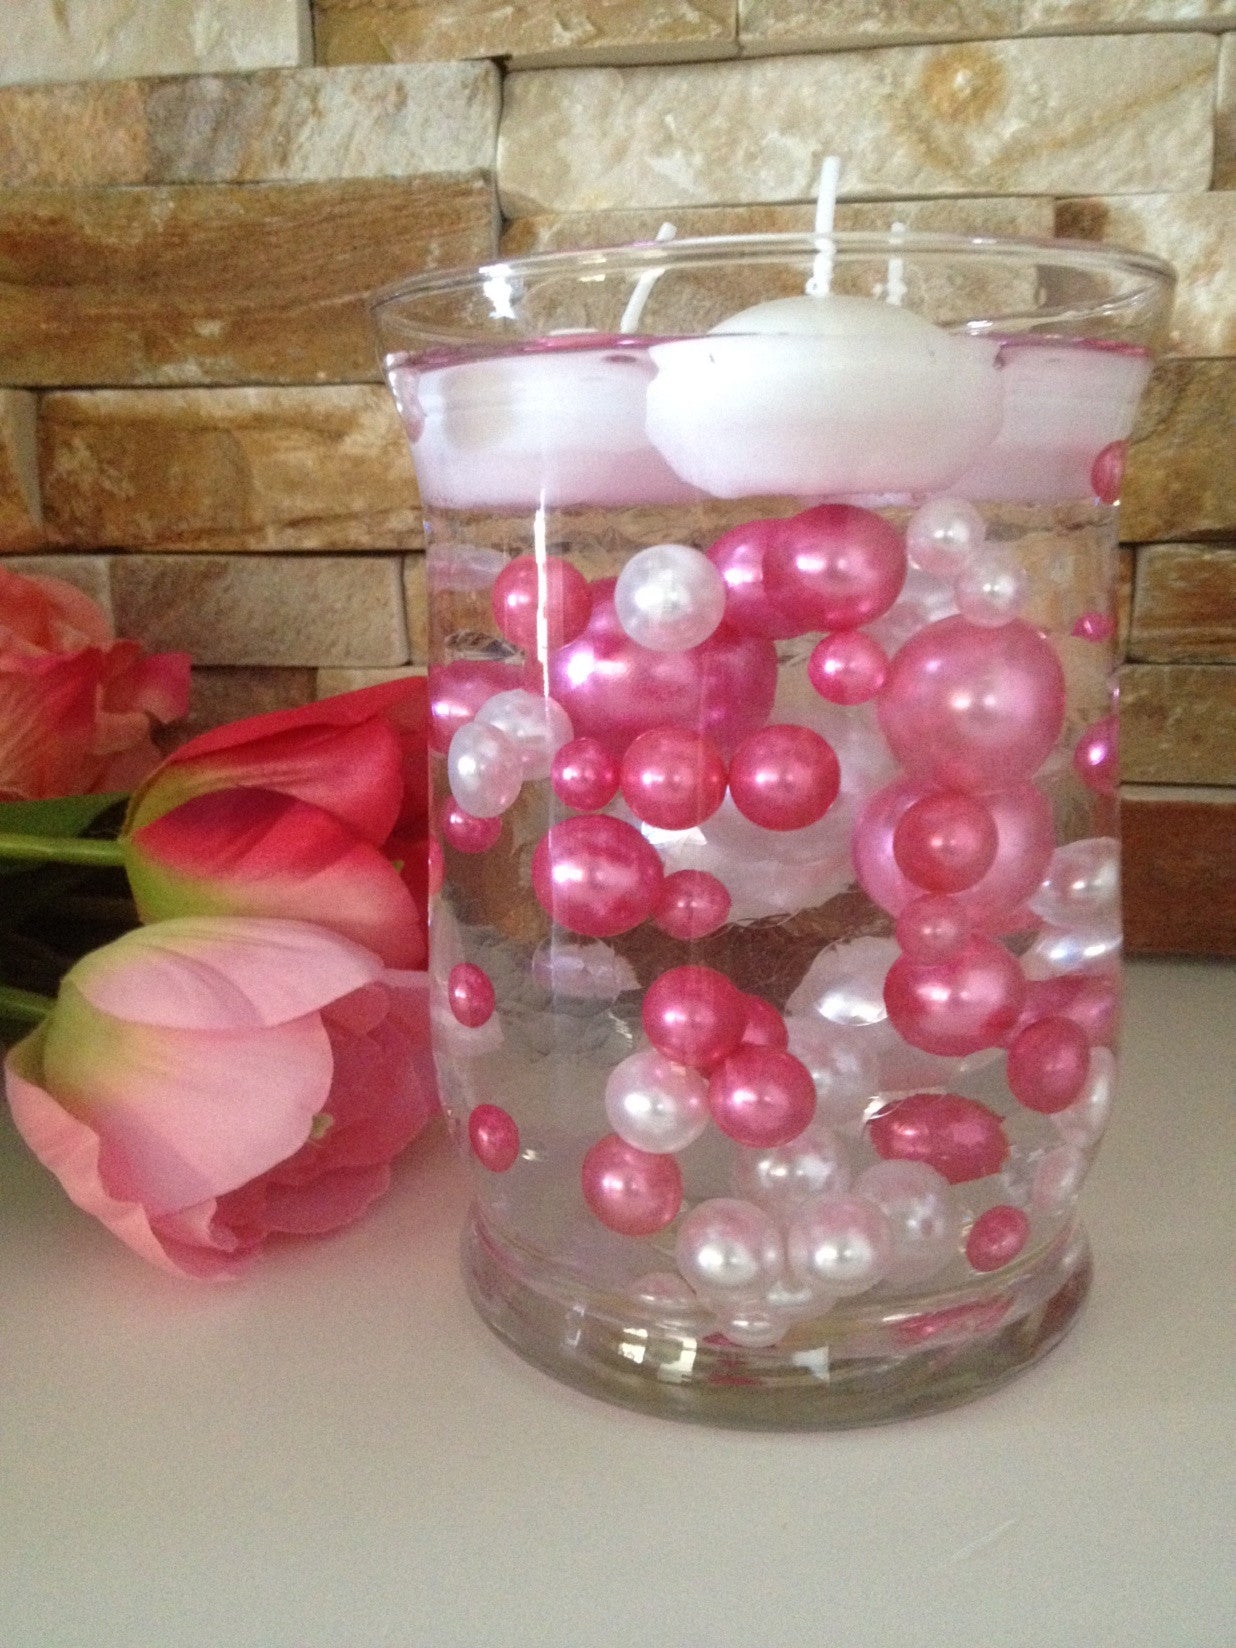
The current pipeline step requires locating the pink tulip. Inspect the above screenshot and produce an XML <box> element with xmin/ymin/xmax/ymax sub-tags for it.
<box><xmin>0</xmin><ymin>567</ymin><xmax>189</xmax><ymax>800</ymax></box>
<box><xmin>4</xmin><ymin>917</ymin><xmax>436</xmax><ymax>1279</ymax></box>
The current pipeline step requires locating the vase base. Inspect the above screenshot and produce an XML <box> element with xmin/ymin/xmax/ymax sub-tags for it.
<box><xmin>463</xmin><ymin>1213</ymin><xmax>1091</xmax><ymax>1430</ymax></box>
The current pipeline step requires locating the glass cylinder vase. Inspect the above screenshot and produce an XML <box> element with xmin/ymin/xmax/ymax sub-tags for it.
<box><xmin>373</xmin><ymin>234</ymin><xmax>1173</xmax><ymax>1427</ymax></box>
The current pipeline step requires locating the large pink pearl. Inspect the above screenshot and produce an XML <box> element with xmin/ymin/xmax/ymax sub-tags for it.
<box><xmin>807</xmin><ymin>631</ymin><xmax>888</xmax><ymax>705</ymax></box>
<box><xmin>892</xmin><ymin>791</ymin><xmax>998</xmax><ymax>893</ymax></box>
<box><xmin>654</xmin><ymin>869</ymin><xmax>731</xmax><ymax>940</ymax></box>
<box><xmin>548</xmin><ymin>578</ymin><xmax>777</xmax><ymax>760</ymax></box>
<box><xmin>706</xmin><ymin>517</ymin><xmax>803</xmax><ymax>639</ymax></box>
<box><xmin>620</xmin><ymin>726</ymin><xmax>727</xmax><ymax>830</ymax></box>
<box><xmin>440</xmin><ymin>796</ymin><xmax>502</xmax><ymax>854</ymax></box>
<box><xmin>531</xmin><ymin>814</ymin><xmax>663</xmax><ymax>938</ymax></box>
<box><xmin>1073</xmin><ymin>714</ymin><xmax>1118</xmax><ymax>797</ymax></box>
<box><xmin>764</xmin><ymin>504</ymin><xmax>907</xmax><ymax>631</ymax></box>
<box><xmin>728</xmin><ymin>724</ymin><xmax>840</xmax><ymax>832</ymax></box>
<box><xmin>642</xmin><ymin>964</ymin><xmax>746</xmax><ymax>1070</ymax></box>
<box><xmin>707</xmin><ymin>1047</ymin><xmax>817</xmax><ymax>1148</ymax></box>
<box><xmin>965</xmin><ymin>1205</ymin><xmax>1030</xmax><ymax>1272</ymax></box>
<box><xmin>884</xmin><ymin>937</ymin><xmax>1026</xmax><ymax>1056</ymax></box>
<box><xmin>581</xmin><ymin>1134</ymin><xmax>683</xmax><ymax>1236</ymax></box>
<box><xmin>867</xmin><ymin>1092</ymin><xmax>1009</xmax><ymax>1184</ymax></box>
<box><xmin>551</xmin><ymin>735</ymin><xmax>620</xmax><ymax>811</ymax></box>
<box><xmin>492</xmin><ymin>553</ymin><xmax>591</xmax><ymax>654</ymax></box>
<box><xmin>878</xmin><ymin>617</ymin><xmax>1066</xmax><ymax>793</ymax></box>
<box><xmin>429</xmin><ymin>659</ymin><xmax>528</xmax><ymax>754</ymax></box>
<box><xmin>469</xmin><ymin>1104</ymin><xmax>520</xmax><ymax>1172</ymax></box>
<box><xmin>1007</xmin><ymin>1015</ymin><xmax>1091</xmax><ymax>1113</ymax></box>
<box><xmin>855</xmin><ymin>777</ymin><xmax>1055</xmax><ymax>933</ymax></box>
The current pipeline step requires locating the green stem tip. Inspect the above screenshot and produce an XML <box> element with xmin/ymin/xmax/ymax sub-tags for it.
<box><xmin>0</xmin><ymin>984</ymin><xmax>56</xmax><ymax>1026</ymax></box>
<box><xmin>0</xmin><ymin>832</ymin><xmax>125</xmax><ymax>868</ymax></box>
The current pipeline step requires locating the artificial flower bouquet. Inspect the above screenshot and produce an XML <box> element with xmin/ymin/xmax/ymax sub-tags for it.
<box><xmin>0</xmin><ymin>566</ymin><xmax>436</xmax><ymax>1278</ymax></box>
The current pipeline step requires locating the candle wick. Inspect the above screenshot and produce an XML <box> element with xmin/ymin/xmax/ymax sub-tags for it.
<box><xmin>620</xmin><ymin>222</ymin><xmax>677</xmax><ymax>332</ymax></box>
<box><xmin>805</xmin><ymin>154</ymin><xmax>841</xmax><ymax>298</ymax></box>
<box><xmin>887</xmin><ymin>220</ymin><xmax>907</xmax><ymax>307</ymax></box>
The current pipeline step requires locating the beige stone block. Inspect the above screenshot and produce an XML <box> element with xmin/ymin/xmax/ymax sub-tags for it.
<box><xmin>15</xmin><ymin>554</ymin><xmax>113</xmax><ymax>621</ymax></box>
<box><xmin>41</xmin><ymin>387</ymin><xmax>421</xmax><ymax>553</ymax></box>
<box><xmin>1056</xmin><ymin>194</ymin><xmax>1235</xmax><ymax>358</ymax></box>
<box><xmin>497</xmin><ymin>36</ymin><xmax>1216</xmax><ymax>214</ymax></box>
<box><xmin>317</xmin><ymin>665</ymin><xmax>425</xmax><ymax>698</ymax></box>
<box><xmin>402</xmin><ymin>556</ymin><xmax>429</xmax><ymax>665</ymax></box>
<box><xmin>1218</xmin><ymin>34</ymin><xmax>1236</xmax><ymax>189</ymax></box>
<box><xmin>1122</xmin><ymin>361</ymin><xmax>1236</xmax><ymax>543</ymax></box>
<box><xmin>169</xmin><ymin>667</ymin><xmax>318</xmax><ymax>746</ymax></box>
<box><xmin>1120</xmin><ymin>662</ymin><xmax>1236</xmax><ymax>783</ymax></box>
<box><xmin>0</xmin><ymin>63</ymin><xmax>498</xmax><ymax>187</ymax></box>
<box><xmin>1129</xmin><ymin>543</ymin><xmax>1236</xmax><ymax>662</ymax></box>
<box><xmin>3</xmin><ymin>0</ymin><xmax>310</xmax><ymax>88</ymax></box>
<box><xmin>110</xmin><ymin>555</ymin><xmax>408</xmax><ymax>667</ymax></box>
<box><xmin>314</xmin><ymin>1</ymin><xmax>736</xmax><ymax>68</ymax></box>
<box><xmin>0</xmin><ymin>389</ymin><xmax>43</xmax><ymax>552</ymax></box>
<box><xmin>0</xmin><ymin>177</ymin><xmax>497</xmax><ymax>388</ymax></box>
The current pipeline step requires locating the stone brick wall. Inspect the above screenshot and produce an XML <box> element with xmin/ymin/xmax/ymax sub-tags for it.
<box><xmin>1</xmin><ymin>0</ymin><xmax>1233</xmax><ymax>953</ymax></box>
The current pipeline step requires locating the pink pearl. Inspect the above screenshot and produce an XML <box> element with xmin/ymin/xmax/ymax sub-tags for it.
<box><xmin>548</xmin><ymin>579</ymin><xmax>777</xmax><ymax>760</ymax></box>
<box><xmin>894</xmin><ymin>894</ymin><xmax>971</xmax><ymax>962</ymax></box>
<box><xmin>531</xmin><ymin>814</ymin><xmax>663</xmax><ymax>938</ymax></box>
<box><xmin>492</xmin><ymin>554</ymin><xmax>591</xmax><ymax>654</ymax></box>
<box><xmin>429</xmin><ymin>659</ymin><xmax>528</xmax><ymax>754</ymax></box>
<box><xmin>654</xmin><ymin>869</ymin><xmax>731</xmax><ymax>940</ymax></box>
<box><xmin>708</xmin><ymin>1047</ymin><xmax>817</xmax><ymax>1147</ymax></box>
<box><xmin>550</xmin><ymin>736</ymin><xmax>620</xmax><ymax>811</ymax></box>
<box><xmin>440</xmin><ymin>796</ymin><xmax>502</xmax><ymax>855</ymax></box>
<box><xmin>878</xmin><ymin>617</ymin><xmax>1066</xmax><ymax>793</ymax></box>
<box><xmin>965</xmin><ymin>1205</ymin><xmax>1030</xmax><ymax>1272</ymax></box>
<box><xmin>867</xmin><ymin>1092</ymin><xmax>1009</xmax><ymax>1185</ymax></box>
<box><xmin>728</xmin><ymin>724</ymin><xmax>840</xmax><ymax>832</ymax></box>
<box><xmin>427</xmin><ymin>837</ymin><xmax>444</xmax><ymax>897</ymax></box>
<box><xmin>620</xmin><ymin>726</ymin><xmax>728</xmax><ymax>830</ymax></box>
<box><xmin>1071</xmin><ymin>611</ymin><xmax>1116</xmax><ymax>643</ymax></box>
<box><xmin>468</xmin><ymin>1103</ymin><xmax>520</xmax><ymax>1172</ymax></box>
<box><xmin>893</xmin><ymin>791</ymin><xmax>999</xmax><ymax>893</ymax></box>
<box><xmin>740</xmin><ymin>995</ymin><xmax>789</xmax><ymax>1051</ymax></box>
<box><xmin>1090</xmin><ymin>440</ymin><xmax>1127</xmax><ymax>505</ymax></box>
<box><xmin>706</xmin><ymin>517</ymin><xmax>803</xmax><ymax>639</ymax></box>
<box><xmin>1073</xmin><ymin>714</ymin><xmax>1118</xmax><ymax>797</ymax></box>
<box><xmin>1013</xmin><ymin>973</ymin><xmax>1120</xmax><ymax>1049</ymax></box>
<box><xmin>1007</xmin><ymin>1015</ymin><xmax>1091</xmax><ymax>1114</ymax></box>
<box><xmin>448</xmin><ymin>962</ymin><xmax>495</xmax><ymax>1028</ymax></box>
<box><xmin>581</xmin><ymin>1133</ymin><xmax>683</xmax><ymax>1236</ymax></box>
<box><xmin>855</xmin><ymin>777</ymin><xmax>1055</xmax><ymax>933</ymax></box>
<box><xmin>884</xmin><ymin>936</ymin><xmax>1027</xmax><ymax>1057</ymax></box>
<box><xmin>807</xmin><ymin>631</ymin><xmax>889</xmax><ymax>705</ymax></box>
<box><xmin>642</xmin><ymin>964</ymin><xmax>746</xmax><ymax>1070</ymax></box>
<box><xmin>764</xmin><ymin>504</ymin><xmax>907</xmax><ymax>631</ymax></box>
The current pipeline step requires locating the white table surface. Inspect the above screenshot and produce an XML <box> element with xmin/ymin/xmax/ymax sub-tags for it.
<box><xmin>1</xmin><ymin>958</ymin><xmax>1232</xmax><ymax>1648</ymax></box>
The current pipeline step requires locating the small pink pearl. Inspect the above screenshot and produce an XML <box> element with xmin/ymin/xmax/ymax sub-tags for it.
<box><xmin>654</xmin><ymin>870</ymin><xmax>731</xmax><ymax>940</ymax></box>
<box><xmin>620</xmin><ymin>726</ymin><xmax>728</xmax><ymax>831</ymax></box>
<box><xmin>492</xmin><ymin>554</ymin><xmax>591</xmax><ymax>654</ymax></box>
<box><xmin>440</xmin><ymin>796</ymin><xmax>502</xmax><ymax>854</ymax></box>
<box><xmin>965</xmin><ymin>1205</ymin><xmax>1030</xmax><ymax>1272</ymax></box>
<box><xmin>728</xmin><ymin>724</ymin><xmax>840</xmax><ymax>833</ymax></box>
<box><xmin>448</xmin><ymin>962</ymin><xmax>495</xmax><ymax>1028</ymax></box>
<box><xmin>764</xmin><ymin>503</ymin><xmax>907</xmax><ymax>631</ymax></box>
<box><xmin>1090</xmin><ymin>440</ymin><xmax>1127</xmax><ymax>506</ymax></box>
<box><xmin>468</xmin><ymin>1104</ymin><xmax>520</xmax><ymax>1172</ymax></box>
<box><xmin>893</xmin><ymin>791</ymin><xmax>999</xmax><ymax>894</ymax></box>
<box><xmin>807</xmin><ymin>631</ymin><xmax>888</xmax><ymax>705</ymax></box>
<box><xmin>1071</xmin><ymin>611</ymin><xmax>1116</xmax><ymax>643</ymax></box>
<box><xmin>1007</xmin><ymin>1016</ymin><xmax>1091</xmax><ymax>1114</ymax></box>
<box><xmin>867</xmin><ymin>1092</ymin><xmax>1009</xmax><ymax>1185</ymax></box>
<box><xmin>642</xmin><ymin>964</ymin><xmax>746</xmax><ymax>1070</ymax></box>
<box><xmin>1073</xmin><ymin>714</ymin><xmax>1118</xmax><ymax>797</ymax></box>
<box><xmin>427</xmin><ymin>837</ymin><xmax>444</xmax><ymax>897</ymax></box>
<box><xmin>708</xmin><ymin>1048</ymin><xmax>817</xmax><ymax>1147</ymax></box>
<box><xmin>894</xmin><ymin>894</ymin><xmax>970</xmax><ymax>962</ymax></box>
<box><xmin>551</xmin><ymin>735</ymin><xmax>620</xmax><ymax>812</ymax></box>
<box><xmin>531</xmin><ymin>814</ymin><xmax>663</xmax><ymax>939</ymax></box>
<box><xmin>581</xmin><ymin>1134</ymin><xmax>683</xmax><ymax>1236</ymax></box>
<box><xmin>739</xmin><ymin>994</ymin><xmax>789</xmax><ymax>1051</ymax></box>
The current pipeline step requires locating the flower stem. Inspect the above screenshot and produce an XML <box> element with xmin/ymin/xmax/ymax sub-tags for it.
<box><xmin>0</xmin><ymin>984</ymin><xmax>55</xmax><ymax>1024</ymax></box>
<box><xmin>0</xmin><ymin>832</ymin><xmax>125</xmax><ymax>867</ymax></box>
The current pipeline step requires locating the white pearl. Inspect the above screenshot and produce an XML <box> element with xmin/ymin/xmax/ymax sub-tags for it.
<box><xmin>786</xmin><ymin>936</ymin><xmax>900</xmax><ymax>1028</ymax></box>
<box><xmin>954</xmin><ymin>547</ymin><xmax>1028</xmax><ymax>627</ymax></box>
<box><xmin>605</xmin><ymin>1047</ymin><xmax>709</xmax><ymax>1155</ymax></box>
<box><xmin>784</xmin><ymin>1016</ymin><xmax>879</xmax><ymax>1127</ymax></box>
<box><xmin>447</xmin><ymin>719</ymin><xmax>523</xmax><ymax>818</ymax></box>
<box><xmin>906</xmin><ymin>497</ymin><xmax>987</xmax><ymax>579</ymax></box>
<box><xmin>675</xmin><ymin>1198</ymin><xmax>784</xmax><ymax>1298</ymax></box>
<box><xmin>785</xmin><ymin>1193</ymin><xmax>894</xmax><ymax>1297</ymax></box>
<box><xmin>614</xmin><ymin>542</ymin><xmax>726</xmax><ymax>652</ymax></box>
<box><xmin>531</xmin><ymin>939</ymin><xmax>638</xmax><ymax>1003</ymax></box>
<box><xmin>1030</xmin><ymin>837</ymin><xmax>1121</xmax><ymax>931</ymax></box>
<box><xmin>1031</xmin><ymin>1144</ymin><xmax>1088</xmax><ymax>1213</ymax></box>
<box><xmin>475</xmin><ymin>688</ymin><xmax>572</xmax><ymax>782</ymax></box>
<box><xmin>1052</xmin><ymin>1046</ymin><xmax>1116</xmax><ymax>1149</ymax></box>
<box><xmin>719</xmin><ymin>1309</ymin><xmax>789</xmax><ymax>1349</ymax></box>
<box><xmin>854</xmin><ymin>1160</ymin><xmax>961</xmax><ymax>1285</ymax></box>
<box><xmin>734</xmin><ymin>1123</ymin><xmax>851</xmax><ymax>1211</ymax></box>
<box><xmin>1022</xmin><ymin>924</ymin><xmax>1122</xmax><ymax>978</ymax></box>
<box><xmin>626</xmin><ymin>1271</ymin><xmax>699</xmax><ymax>1317</ymax></box>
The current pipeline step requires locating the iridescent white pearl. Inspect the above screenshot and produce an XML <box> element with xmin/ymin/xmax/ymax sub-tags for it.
<box><xmin>785</xmin><ymin>1193</ymin><xmax>894</xmax><ymax>1296</ymax></box>
<box><xmin>475</xmin><ymin>688</ymin><xmax>573</xmax><ymax>782</ymax></box>
<box><xmin>954</xmin><ymin>547</ymin><xmax>1028</xmax><ymax>627</ymax></box>
<box><xmin>720</xmin><ymin>1309</ymin><xmax>789</xmax><ymax>1349</ymax></box>
<box><xmin>531</xmin><ymin>939</ymin><xmax>638</xmax><ymax>1003</ymax></box>
<box><xmin>1022</xmin><ymin>924</ymin><xmax>1122</xmax><ymax>978</ymax></box>
<box><xmin>626</xmin><ymin>1271</ymin><xmax>700</xmax><ymax>1319</ymax></box>
<box><xmin>784</xmin><ymin>1016</ymin><xmax>879</xmax><ymax>1128</ymax></box>
<box><xmin>675</xmin><ymin>1198</ymin><xmax>784</xmax><ymax>1298</ymax></box>
<box><xmin>905</xmin><ymin>497</ymin><xmax>987</xmax><ymax>579</ymax></box>
<box><xmin>733</xmin><ymin>1123</ymin><xmax>851</xmax><ymax>1210</ymax></box>
<box><xmin>1030</xmin><ymin>837</ymin><xmax>1120</xmax><ymax>931</ymax></box>
<box><xmin>1052</xmin><ymin>1046</ymin><xmax>1116</xmax><ymax>1148</ymax></box>
<box><xmin>614</xmin><ymin>542</ymin><xmax>726</xmax><ymax>652</ymax></box>
<box><xmin>1031</xmin><ymin>1144</ymin><xmax>1087</xmax><ymax>1213</ymax></box>
<box><xmin>765</xmin><ymin>1274</ymin><xmax>825</xmax><ymax>1316</ymax></box>
<box><xmin>786</xmin><ymin>936</ymin><xmax>900</xmax><ymax>1028</ymax></box>
<box><xmin>605</xmin><ymin>1047</ymin><xmax>710</xmax><ymax>1154</ymax></box>
<box><xmin>447</xmin><ymin>719</ymin><xmax>523</xmax><ymax>818</ymax></box>
<box><xmin>854</xmin><ymin>1160</ymin><xmax>961</xmax><ymax>1285</ymax></box>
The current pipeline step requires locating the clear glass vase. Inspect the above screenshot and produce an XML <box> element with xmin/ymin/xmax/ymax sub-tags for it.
<box><xmin>373</xmin><ymin>234</ymin><xmax>1173</xmax><ymax>1427</ymax></box>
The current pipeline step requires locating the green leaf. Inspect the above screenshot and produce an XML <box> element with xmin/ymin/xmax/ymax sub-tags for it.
<box><xmin>0</xmin><ymin>793</ymin><xmax>128</xmax><ymax>840</ymax></box>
